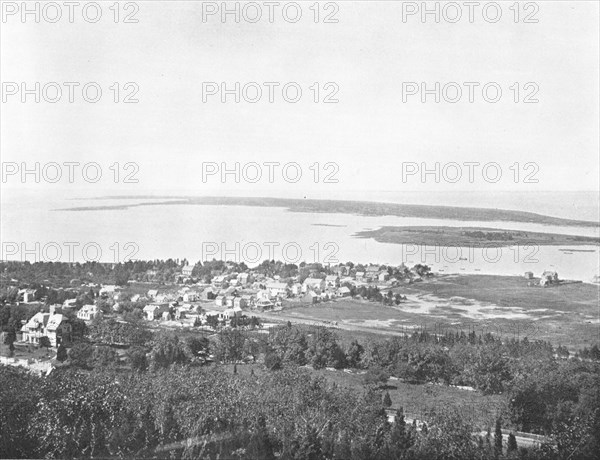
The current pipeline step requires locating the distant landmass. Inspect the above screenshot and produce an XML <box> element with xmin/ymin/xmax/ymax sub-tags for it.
<box><xmin>355</xmin><ymin>226</ymin><xmax>600</xmax><ymax>247</ymax></box>
<box><xmin>56</xmin><ymin>195</ymin><xmax>600</xmax><ymax>228</ymax></box>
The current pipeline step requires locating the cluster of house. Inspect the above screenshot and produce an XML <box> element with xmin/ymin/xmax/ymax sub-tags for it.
<box><xmin>524</xmin><ymin>270</ymin><xmax>560</xmax><ymax>286</ymax></box>
<box><xmin>138</xmin><ymin>264</ymin><xmax>407</xmax><ymax>324</ymax></box>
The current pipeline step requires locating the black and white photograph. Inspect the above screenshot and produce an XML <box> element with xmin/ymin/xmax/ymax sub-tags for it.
<box><xmin>1</xmin><ymin>1</ymin><xmax>599</xmax><ymax>459</ymax></box>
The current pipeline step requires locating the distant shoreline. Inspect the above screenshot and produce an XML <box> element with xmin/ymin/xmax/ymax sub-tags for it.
<box><xmin>54</xmin><ymin>195</ymin><xmax>600</xmax><ymax>229</ymax></box>
<box><xmin>355</xmin><ymin>226</ymin><xmax>600</xmax><ymax>247</ymax></box>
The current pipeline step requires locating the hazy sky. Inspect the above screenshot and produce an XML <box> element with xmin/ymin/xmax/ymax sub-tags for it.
<box><xmin>1</xmin><ymin>1</ymin><xmax>599</xmax><ymax>196</ymax></box>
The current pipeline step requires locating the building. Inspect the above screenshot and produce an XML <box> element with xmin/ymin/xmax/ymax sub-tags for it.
<box><xmin>540</xmin><ymin>270</ymin><xmax>559</xmax><ymax>286</ymax></box>
<box><xmin>99</xmin><ymin>285</ymin><xmax>118</xmax><ymax>297</ymax></box>
<box><xmin>62</xmin><ymin>298</ymin><xmax>78</xmax><ymax>309</ymax></box>
<box><xmin>18</xmin><ymin>288</ymin><xmax>37</xmax><ymax>303</ymax></box>
<box><xmin>234</xmin><ymin>297</ymin><xmax>248</xmax><ymax>309</ymax></box>
<box><xmin>267</xmin><ymin>282</ymin><xmax>289</xmax><ymax>298</ymax></box>
<box><xmin>225</xmin><ymin>295</ymin><xmax>236</xmax><ymax>307</ymax></box>
<box><xmin>237</xmin><ymin>273</ymin><xmax>254</xmax><ymax>285</ymax></box>
<box><xmin>257</xmin><ymin>289</ymin><xmax>272</xmax><ymax>301</ymax></box>
<box><xmin>302</xmin><ymin>278</ymin><xmax>325</xmax><ymax>293</ymax></box>
<box><xmin>21</xmin><ymin>309</ymin><xmax>72</xmax><ymax>347</ymax></box>
<box><xmin>256</xmin><ymin>299</ymin><xmax>274</xmax><ymax>310</ymax></box>
<box><xmin>182</xmin><ymin>292</ymin><xmax>199</xmax><ymax>302</ymax></box>
<box><xmin>182</xmin><ymin>265</ymin><xmax>194</xmax><ymax>277</ymax></box>
<box><xmin>524</xmin><ymin>272</ymin><xmax>534</xmax><ymax>279</ymax></box>
<box><xmin>223</xmin><ymin>307</ymin><xmax>242</xmax><ymax>320</ymax></box>
<box><xmin>215</xmin><ymin>295</ymin><xmax>226</xmax><ymax>307</ymax></box>
<box><xmin>325</xmin><ymin>275</ymin><xmax>340</xmax><ymax>288</ymax></box>
<box><xmin>147</xmin><ymin>289</ymin><xmax>159</xmax><ymax>299</ymax></box>
<box><xmin>378</xmin><ymin>272</ymin><xmax>390</xmax><ymax>282</ymax></box>
<box><xmin>338</xmin><ymin>286</ymin><xmax>351</xmax><ymax>297</ymax></box>
<box><xmin>213</xmin><ymin>275</ymin><xmax>227</xmax><ymax>288</ymax></box>
<box><xmin>77</xmin><ymin>304</ymin><xmax>103</xmax><ymax>321</ymax></box>
<box><xmin>302</xmin><ymin>291</ymin><xmax>319</xmax><ymax>304</ymax></box>
<box><xmin>366</xmin><ymin>265</ymin><xmax>381</xmax><ymax>274</ymax></box>
<box><xmin>143</xmin><ymin>302</ymin><xmax>170</xmax><ymax>320</ymax></box>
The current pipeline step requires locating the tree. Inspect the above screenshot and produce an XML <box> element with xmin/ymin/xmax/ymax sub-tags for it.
<box><xmin>3</xmin><ymin>328</ymin><xmax>16</xmax><ymax>346</ymax></box>
<box><xmin>56</xmin><ymin>345</ymin><xmax>68</xmax><ymax>362</ymax></box>
<box><xmin>507</xmin><ymin>432</ymin><xmax>517</xmax><ymax>454</ymax></box>
<box><xmin>389</xmin><ymin>407</ymin><xmax>412</xmax><ymax>454</ymax></box>
<box><xmin>213</xmin><ymin>329</ymin><xmax>246</xmax><ymax>364</ymax></box>
<box><xmin>149</xmin><ymin>333</ymin><xmax>187</xmax><ymax>370</ymax></box>
<box><xmin>127</xmin><ymin>346</ymin><xmax>148</xmax><ymax>371</ymax></box>
<box><xmin>363</xmin><ymin>366</ymin><xmax>390</xmax><ymax>387</ymax></box>
<box><xmin>91</xmin><ymin>346</ymin><xmax>119</xmax><ymax>368</ymax></box>
<box><xmin>264</xmin><ymin>351</ymin><xmax>282</xmax><ymax>371</ymax></box>
<box><xmin>206</xmin><ymin>314</ymin><xmax>219</xmax><ymax>330</ymax></box>
<box><xmin>494</xmin><ymin>418</ymin><xmax>503</xmax><ymax>458</ymax></box>
<box><xmin>383</xmin><ymin>391</ymin><xmax>392</xmax><ymax>407</ymax></box>
<box><xmin>38</xmin><ymin>336</ymin><xmax>51</xmax><ymax>351</ymax></box>
<box><xmin>68</xmin><ymin>342</ymin><xmax>94</xmax><ymax>368</ymax></box>
<box><xmin>345</xmin><ymin>339</ymin><xmax>364</xmax><ymax>368</ymax></box>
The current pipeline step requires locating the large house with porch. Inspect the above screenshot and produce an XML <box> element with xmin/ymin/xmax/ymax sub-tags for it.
<box><xmin>21</xmin><ymin>309</ymin><xmax>72</xmax><ymax>347</ymax></box>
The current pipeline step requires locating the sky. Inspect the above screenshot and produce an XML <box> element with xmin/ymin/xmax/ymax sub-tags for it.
<box><xmin>1</xmin><ymin>0</ymin><xmax>599</xmax><ymax>198</ymax></box>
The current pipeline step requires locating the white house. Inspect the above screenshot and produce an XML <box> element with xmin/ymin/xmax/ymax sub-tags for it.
<box><xmin>18</xmin><ymin>288</ymin><xmax>37</xmax><ymax>303</ymax></box>
<box><xmin>21</xmin><ymin>309</ymin><xmax>72</xmax><ymax>347</ymax></box>
<box><xmin>302</xmin><ymin>278</ymin><xmax>325</xmax><ymax>293</ymax></box>
<box><xmin>338</xmin><ymin>286</ymin><xmax>351</xmax><ymax>297</ymax></box>
<box><xmin>143</xmin><ymin>303</ymin><xmax>170</xmax><ymax>320</ymax></box>
<box><xmin>215</xmin><ymin>295</ymin><xmax>226</xmax><ymax>307</ymax></box>
<box><xmin>99</xmin><ymin>285</ymin><xmax>118</xmax><ymax>297</ymax></box>
<box><xmin>62</xmin><ymin>298</ymin><xmax>78</xmax><ymax>309</ymax></box>
<box><xmin>237</xmin><ymin>273</ymin><xmax>254</xmax><ymax>285</ymax></box>
<box><xmin>77</xmin><ymin>304</ymin><xmax>102</xmax><ymax>321</ymax></box>
<box><xmin>267</xmin><ymin>282</ymin><xmax>289</xmax><ymax>298</ymax></box>
<box><xmin>182</xmin><ymin>265</ymin><xmax>194</xmax><ymax>277</ymax></box>
<box><xmin>256</xmin><ymin>289</ymin><xmax>272</xmax><ymax>301</ymax></box>
<box><xmin>291</xmin><ymin>283</ymin><xmax>303</xmax><ymax>296</ymax></box>
<box><xmin>234</xmin><ymin>297</ymin><xmax>249</xmax><ymax>309</ymax></box>
<box><xmin>223</xmin><ymin>307</ymin><xmax>242</xmax><ymax>320</ymax></box>
<box><xmin>213</xmin><ymin>275</ymin><xmax>227</xmax><ymax>288</ymax></box>
<box><xmin>325</xmin><ymin>275</ymin><xmax>340</xmax><ymax>288</ymax></box>
<box><xmin>225</xmin><ymin>295</ymin><xmax>236</xmax><ymax>307</ymax></box>
<box><xmin>378</xmin><ymin>272</ymin><xmax>390</xmax><ymax>282</ymax></box>
<box><xmin>183</xmin><ymin>292</ymin><xmax>199</xmax><ymax>302</ymax></box>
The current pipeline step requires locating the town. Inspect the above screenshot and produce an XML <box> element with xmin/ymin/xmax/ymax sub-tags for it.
<box><xmin>1</xmin><ymin>258</ymin><xmax>599</xmax><ymax>459</ymax></box>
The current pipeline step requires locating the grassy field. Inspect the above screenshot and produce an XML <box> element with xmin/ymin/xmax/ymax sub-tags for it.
<box><xmin>267</xmin><ymin>275</ymin><xmax>599</xmax><ymax>350</ymax></box>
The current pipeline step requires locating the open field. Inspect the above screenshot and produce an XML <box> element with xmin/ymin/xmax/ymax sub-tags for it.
<box><xmin>261</xmin><ymin>275</ymin><xmax>599</xmax><ymax>350</ymax></box>
<box><xmin>310</xmin><ymin>367</ymin><xmax>508</xmax><ymax>431</ymax></box>
<box><xmin>355</xmin><ymin>226</ymin><xmax>600</xmax><ymax>247</ymax></box>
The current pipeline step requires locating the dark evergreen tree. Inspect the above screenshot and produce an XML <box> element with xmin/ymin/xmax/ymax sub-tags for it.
<box><xmin>494</xmin><ymin>418</ymin><xmax>503</xmax><ymax>458</ymax></box>
<box><xmin>507</xmin><ymin>432</ymin><xmax>517</xmax><ymax>454</ymax></box>
<box><xmin>383</xmin><ymin>391</ymin><xmax>392</xmax><ymax>407</ymax></box>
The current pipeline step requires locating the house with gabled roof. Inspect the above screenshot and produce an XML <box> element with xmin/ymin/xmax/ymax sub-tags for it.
<box><xmin>21</xmin><ymin>308</ymin><xmax>72</xmax><ymax>347</ymax></box>
<box><xmin>143</xmin><ymin>302</ymin><xmax>170</xmax><ymax>320</ymax></box>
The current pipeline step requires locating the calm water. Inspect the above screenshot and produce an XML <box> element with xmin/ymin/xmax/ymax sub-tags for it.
<box><xmin>1</xmin><ymin>190</ymin><xmax>599</xmax><ymax>282</ymax></box>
